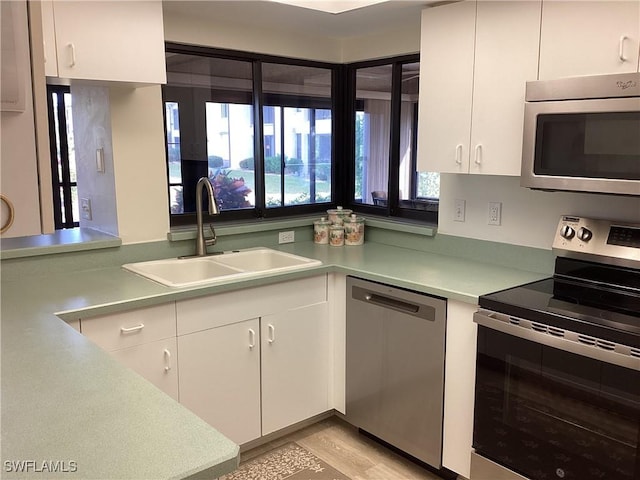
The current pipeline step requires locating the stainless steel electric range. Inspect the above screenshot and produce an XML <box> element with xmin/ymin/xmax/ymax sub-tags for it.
<box><xmin>471</xmin><ymin>215</ymin><xmax>640</xmax><ymax>480</ymax></box>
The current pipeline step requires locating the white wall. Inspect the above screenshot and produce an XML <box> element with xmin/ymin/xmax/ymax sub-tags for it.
<box><xmin>163</xmin><ymin>9</ymin><xmax>420</xmax><ymax>64</ymax></box>
<box><xmin>339</xmin><ymin>25</ymin><xmax>420</xmax><ymax>62</ymax></box>
<box><xmin>164</xmin><ymin>10</ymin><xmax>342</xmax><ymax>62</ymax></box>
<box><xmin>72</xmin><ymin>85</ymin><xmax>119</xmax><ymax>236</ymax></box>
<box><xmin>439</xmin><ymin>174</ymin><xmax>640</xmax><ymax>250</ymax></box>
<box><xmin>110</xmin><ymin>85</ymin><xmax>169</xmax><ymax>244</ymax></box>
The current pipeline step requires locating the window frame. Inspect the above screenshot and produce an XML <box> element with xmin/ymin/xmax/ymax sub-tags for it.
<box><xmin>47</xmin><ymin>84</ymin><xmax>79</xmax><ymax>230</ymax></box>
<box><xmin>164</xmin><ymin>43</ymin><xmax>343</xmax><ymax>227</ymax></box>
<box><xmin>345</xmin><ymin>55</ymin><xmax>438</xmax><ymax>224</ymax></box>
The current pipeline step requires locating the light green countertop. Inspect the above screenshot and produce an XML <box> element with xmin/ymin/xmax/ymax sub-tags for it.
<box><xmin>1</xmin><ymin>240</ymin><xmax>548</xmax><ymax>479</ymax></box>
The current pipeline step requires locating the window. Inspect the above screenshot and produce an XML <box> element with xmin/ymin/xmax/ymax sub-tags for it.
<box><xmin>163</xmin><ymin>46</ymin><xmax>336</xmax><ymax>225</ymax></box>
<box><xmin>262</xmin><ymin>62</ymin><xmax>333</xmax><ymax>208</ymax></box>
<box><xmin>163</xmin><ymin>46</ymin><xmax>437</xmax><ymax>226</ymax></box>
<box><xmin>348</xmin><ymin>56</ymin><xmax>439</xmax><ymax>222</ymax></box>
<box><xmin>47</xmin><ymin>85</ymin><xmax>79</xmax><ymax>229</ymax></box>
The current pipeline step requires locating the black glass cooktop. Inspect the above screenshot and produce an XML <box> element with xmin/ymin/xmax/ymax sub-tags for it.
<box><xmin>479</xmin><ymin>259</ymin><xmax>640</xmax><ymax>348</ymax></box>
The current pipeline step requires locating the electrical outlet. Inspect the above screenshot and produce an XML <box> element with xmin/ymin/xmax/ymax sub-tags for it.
<box><xmin>454</xmin><ymin>199</ymin><xmax>466</xmax><ymax>222</ymax></box>
<box><xmin>488</xmin><ymin>202</ymin><xmax>502</xmax><ymax>226</ymax></box>
<box><xmin>278</xmin><ymin>231</ymin><xmax>295</xmax><ymax>244</ymax></box>
<box><xmin>81</xmin><ymin>198</ymin><xmax>92</xmax><ymax>221</ymax></box>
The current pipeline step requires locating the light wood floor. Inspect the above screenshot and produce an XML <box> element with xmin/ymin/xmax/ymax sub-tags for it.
<box><xmin>240</xmin><ymin>416</ymin><xmax>446</xmax><ymax>480</ymax></box>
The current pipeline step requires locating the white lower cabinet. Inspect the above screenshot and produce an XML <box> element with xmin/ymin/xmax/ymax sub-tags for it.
<box><xmin>442</xmin><ymin>300</ymin><xmax>479</xmax><ymax>479</ymax></box>
<box><xmin>178</xmin><ymin>318</ymin><xmax>262</xmax><ymax>445</ymax></box>
<box><xmin>79</xmin><ymin>303</ymin><xmax>178</xmax><ymax>401</ymax></box>
<box><xmin>176</xmin><ymin>275</ymin><xmax>330</xmax><ymax>445</ymax></box>
<box><xmin>261</xmin><ymin>302</ymin><xmax>330</xmax><ymax>436</ymax></box>
<box><xmin>110</xmin><ymin>338</ymin><xmax>179</xmax><ymax>401</ymax></box>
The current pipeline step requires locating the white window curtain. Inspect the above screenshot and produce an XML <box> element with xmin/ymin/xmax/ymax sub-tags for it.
<box><xmin>398</xmin><ymin>101</ymin><xmax>413</xmax><ymax>201</ymax></box>
<box><xmin>363</xmin><ymin>99</ymin><xmax>390</xmax><ymax>205</ymax></box>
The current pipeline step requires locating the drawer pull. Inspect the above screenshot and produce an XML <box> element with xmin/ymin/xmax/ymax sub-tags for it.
<box><xmin>120</xmin><ymin>323</ymin><xmax>145</xmax><ymax>334</ymax></box>
<box><xmin>164</xmin><ymin>349</ymin><xmax>172</xmax><ymax>372</ymax></box>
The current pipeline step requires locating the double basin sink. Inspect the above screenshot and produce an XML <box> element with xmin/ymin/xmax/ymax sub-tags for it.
<box><xmin>122</xmin><ymin>247</ymin><xmax>322</xmax><ymax>288</ymax></box>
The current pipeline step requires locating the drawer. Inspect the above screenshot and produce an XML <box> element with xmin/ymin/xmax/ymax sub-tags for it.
<box><xmin>177</xmin><ymin>275</ymin><xmax>327</xmax><ymax>336</ymax></box>
<box><xmin>81</xmin><ymin>303</ymin><xmax>176</xmax><ymax>351</ymax></box>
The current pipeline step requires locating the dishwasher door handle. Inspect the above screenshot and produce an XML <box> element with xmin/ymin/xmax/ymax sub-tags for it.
<box><xmin>364</xmin><ymin>293</ymin><xmax>420</xmax><ymax>314</ymax></box>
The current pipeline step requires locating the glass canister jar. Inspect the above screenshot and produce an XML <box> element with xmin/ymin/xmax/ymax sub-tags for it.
<box><xmin>327</xmin><ymin>206</ymin><xmax>353</xmax><ymax>225</ymax></box>
<box><xmin>344</xmin><ymin>214</ymin><xmax>365</xmax><ymax>246</ymax></box>
<box><xmin>313</xmin><ymin>217</ymin><xmax>330</xmax><ymax>244</ymax></box>
<box><xmin>329</xmin><ymin>224</ymin><xmax>345</xmax><ymax>246</ymax></box>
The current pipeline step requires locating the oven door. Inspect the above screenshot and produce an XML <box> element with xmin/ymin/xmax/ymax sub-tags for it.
<box><xmin>472</xmin><ymin>311</ymin><xmax>640</xmax><ymax>480</ymax></box>
<box><xmin>521</xmin><ymin>96</ymin><xmax>640</xmax><ymax>196</ymax></box>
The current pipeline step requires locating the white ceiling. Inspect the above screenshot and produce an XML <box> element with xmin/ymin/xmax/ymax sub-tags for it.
<box><xmin>162</xmin><ymin>0</ymin><xmax>433</xmax><ymax>39</ymax></box>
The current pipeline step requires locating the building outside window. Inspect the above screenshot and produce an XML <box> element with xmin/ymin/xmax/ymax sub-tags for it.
<box><xmin>163</xmin><ymin>46</ymin><xmax>336</xmax><ymax>225</ymax></box>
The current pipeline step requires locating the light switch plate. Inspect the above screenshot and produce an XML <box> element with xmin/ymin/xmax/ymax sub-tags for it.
<box><xmin>81</xmin><ymin>198</ymin><xmax>92</xmax><ymax>220</ymax></box>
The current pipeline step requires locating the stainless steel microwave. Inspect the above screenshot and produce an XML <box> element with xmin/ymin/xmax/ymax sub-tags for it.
<box><xmin>521</xmin><ymin>72</ymin><xmax>640</xmax><ymax>196</ymax></box>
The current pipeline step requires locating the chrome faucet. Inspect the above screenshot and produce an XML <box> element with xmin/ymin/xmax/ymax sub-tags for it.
<box><xmin>195</xmin><ymin>176</ymin><xmax>220</xmax><ymax>256</ymax></box>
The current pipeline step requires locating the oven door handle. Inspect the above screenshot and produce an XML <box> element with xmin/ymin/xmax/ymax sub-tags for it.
<box><xmin>474</xmin><ymin>310</ymin><xmax>640</xmax><ymax>371</ymax></box>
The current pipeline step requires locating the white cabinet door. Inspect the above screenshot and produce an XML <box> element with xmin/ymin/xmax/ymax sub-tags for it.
<box><xmin>442</xmin><ymin>300</ymin><xmax>478</xmax><ymax>479</ymax></box>
<box><xmin>418</xmin><ymin>1</ymin><xmax>541</xmax><ymax>176</ymax></box>
<box><xmin>50</xmin><ymin>1</ymin><xmax>166</xmax><ymax>84</ymax></box>
<box><xmin>110</xmin><ymin>337</ymin><xmax>179</xmax><ymax>401</ymax></box>
<box><xmin>539</xmin><ymin>1</ymin><xmax>640</xmax><ymax>79</ymax></box>
<box><xmin>40</xmin><ymin>0</ymin><xmax>58</xmax><ymax>77</ymax></box>
<box><xmin>469</xmin><ymin>1</ymin><xmax>541</xmax><ymax>176</ymax></box>
<box><xmin>418</xmin><ymin>1</ymin><xmax>475</xmax><ymax>174</ymax></box>
<box><xmin>261</xmin><ymin>302</ymin><xmax>330</xmax><ymax>436</ymax></box>
<box><xmin>177</xmin><ymin>318</ymin><xmax>261</xmax><ymax>445</ymax></box>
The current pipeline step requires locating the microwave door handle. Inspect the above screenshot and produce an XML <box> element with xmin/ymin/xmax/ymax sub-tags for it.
<box><xmin>619</xmin><ymin>35</ymin><xmax>628</xmax><ymax>62</ymax></box>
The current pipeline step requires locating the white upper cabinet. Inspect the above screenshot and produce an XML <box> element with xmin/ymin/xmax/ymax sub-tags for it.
<box><xmin>418</xmin><ymin>1</ymin><xmax>475</xmax><ymax>175</ymax></box>
<box><xmin>418</xmin><ymin>1</ymin><xmax>541</xmax><ymax>176</ymax></box>
<box><xmin>44</xmin><ymin>1</ymin><xmax>166</xmax><ymax>85</ymax></box>
<box><xmin>40</xmin><ymin>0</ymin><xmax>58</xmax><ymax>77</ymax></box>
<box><xmin>539</xmin><ymin>1</ymin><xmax>640</xmax><ymax>79</ymax></box>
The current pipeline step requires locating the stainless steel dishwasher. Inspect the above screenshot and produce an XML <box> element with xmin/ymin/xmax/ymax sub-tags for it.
<box><xmin>345</xmin><ymin>276</ymin><xmax>447</xmax><ymax>470</ymax></box>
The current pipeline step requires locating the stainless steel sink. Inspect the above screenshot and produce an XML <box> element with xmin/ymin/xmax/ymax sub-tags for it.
<box><xmin>122</xmin><ymin>248</ymin><xmax>322</xmax><ymax>287</ymax></box>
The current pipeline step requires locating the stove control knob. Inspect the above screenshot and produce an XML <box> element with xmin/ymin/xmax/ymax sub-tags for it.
<box><xmin>560</xmin><ymin>225</ymin><xmax>575</xmax><ymax>239</ymax></box>
<box><xmin>577</xmin><ymin>227</ymin><xmax>593</xmax><ymax>242</ymax></box>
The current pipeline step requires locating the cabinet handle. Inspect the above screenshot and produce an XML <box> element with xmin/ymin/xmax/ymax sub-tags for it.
<box><xmin>248</xmin><ymin>328</ymin><xmax>256</xmax><ymax>350</ymax></box>
<box><xmin>164</xmin><ymin>349</ymin><xmax>172</xmax><ymax>372</ymax></box>
<box><xmin>67</xmin><ymin>43</ymin><xmax>76</xmax><ymax>67</ymax></box>
<box><xmin>267</xmin><ymin>324</ymin><xmax>275</xmax><ymax>344</ymax></box>
<box><xmin>120</xmin><ymin>323</ymin><xmax>144</xmax><ymax>334</ymax></box>
<box><xmin>619</xmin><ymin>35</ymin><xmax>628</xmax><ymax>62</ymax></box>
<box><xmin>474</xmin><ymin>144</ymin><xmax>482</xmax><ymax>165</ymax></box>
<box><xmin>455</xmin><ymin>144</ymin><xmax>463</xmax><ymax>165</ymax></box>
